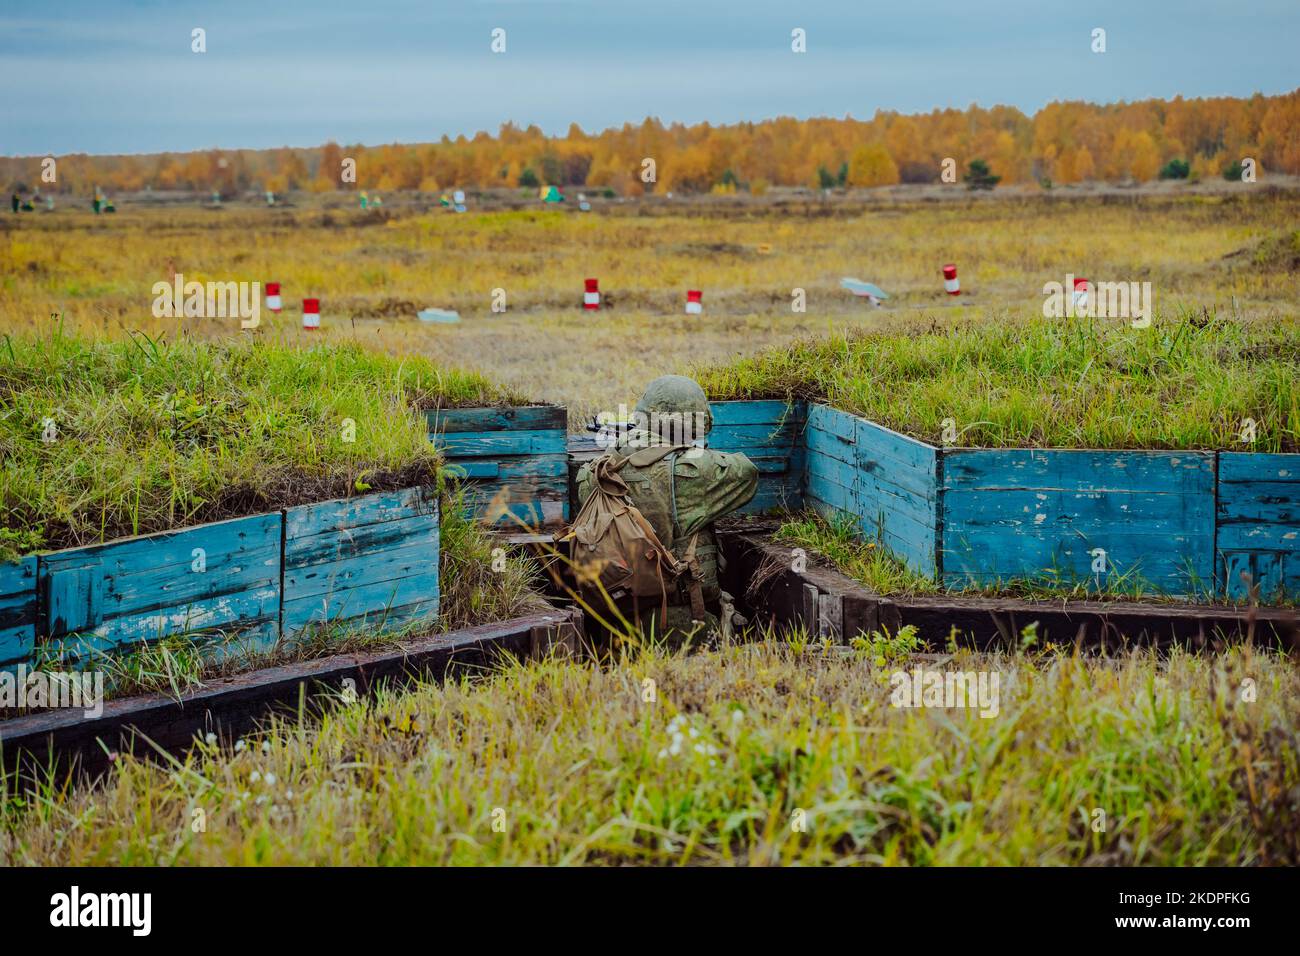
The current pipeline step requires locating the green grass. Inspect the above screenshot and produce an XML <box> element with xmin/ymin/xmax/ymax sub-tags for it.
<box><xmin>0</xmin><ymin>327</ymin><xmax>522</xmax><ymax>560</ymax></box>
<box><xmin>4</xmin><ymin>638</ymin><xmax>1295</xmax><ymax>865</ymax></box>
<box><xmin>694</xmin><ymin>312</ymin><xmax>1299</xmax><ymax>451</ymax></box>
<box><xmin>775</xmin><ymin>513</ymin><xmax>939</xmax><ymax>598</ymax></box>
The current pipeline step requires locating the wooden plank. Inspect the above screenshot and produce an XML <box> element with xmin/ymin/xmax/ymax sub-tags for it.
<box><xmin>708</xmin><ymin>400</ymin><xmax>801</xmax><ymax>426</ymax></box>
<box><xmin>807</xmin><ymin>471</ymin><xmax>856</xmax><ymax>515</ymax></box>
<box><xmin>807</xmin><ymin>494</ymin><xmax>850</xmax><ymax>529</ymax></box>
<box><xmin>943</xmin><ymin>448</ymin><xmax>1215</xmax><ymax>493</ymax></box>
<box><xmin>282</xmin><ymin>569</ymin><xmax>440</xmax><ymax>632</ymax></box>
<box><xmin>869</xmin><ymin>525</ymin><xmax>938</xmax><ymax>578</ymax></box>
<box><xmin>708</xmin><ymin>421</ymin><xmax>802</xmax><ymax>451</ymax></box>
<box><xmin>46</xmin><ymin>565</ymin><xmax>101</xmax><ymax>635</ymax></box>
<box><xmin>1215</xmin><ymin>482</ymin><xmax>1299</xmax><ymax>526</ymax></box>
<box><xmin>737</xmin><ymin>475</ymin><xmax>801</xmax><ymax>514</ymax></box>
<box><xmin>471</xmin><ymin>498</ymin><xmax>567</xmax><ymax>528</ymax></box>
<box><xmin>286</xmin><ymin>513</ymin><xmax>439</xmax><ymax>571</ymax></box>
<box><xmin>39</xmin><ymin>513</ymin><xmax>284</xmax><ymax>658</ymax></box>
<box><xmin>283</xmin><ymin>490</ymin><xmax>439</xmax><ymax>636</ymax></box>
<box><xmin>944</xmin><ymin>487</ymin><xmax>1217</xmax><ymax>530</ymax></box>
<box><xmin>806</xmin><ymin>446</ymin><xmax>859</xmax><ymax>490</ymax></box>
<box><xmin>942</xmin><ymin>528</ymin><xmax>1211</xmax><ymax>594</ymax></box>
<box><xmin>43</xmin><ymin>512</ymin><xmax>282</xmax><ymax>580</ymax></box>
<box><xmin>1218</xmin><ymin>452</ymin><xmax>1299</xmax><ymax>483</ymax></box>
<box><xmin>1221</xmin><ymin>551</ymin><xmax>1292</xmax><ymax>602</ymax></box>
<box><xmin>49</xmin><ymin>588</ymin><xmax>283</xmax><ymax>661</ymax></box>
<box><xmin>443</xmin><ymin>454</ymin><xmax>569</xmax><ymax>481</ymax></box>
<box><xmin>0</xmin><ymin>557</ymin><xmax>38</xmax><ymax>669</ymax></box>
<box><xmin>428</xmin><ymin>405</ymin><xmax>566</xmax><ymax>434</ymax></box>
<box><xmin>459</xmin><ymin>476</ymin><xmax>571</xmax><ymax>507</ymax></box>
<box><xmin>807</xmin><ymin>404</ymin><xmax>857</xmax><ymax>443</ymax></box>
<box><xmin>942</xmin><ymin>446</ymin><xmax>1215</xmax><ymax>597</ymax></box>
<box><xmin>855</xmin><ymin>417</ymin><xmax>938</xmax><ymax>475</ymax></box>
<box><xmin>284</xmin><ymin>486</ymin><xmax>434</xmax><ymax>539</ymax></box>
<box><xmin>857</xmin><ymin>466</ymin><xmax>940</xmax><ymax>526</ymax></box>
<box><xmin>806</xmin><ymin>424</ymin><xmax>858</xmax><ymax>466</ymax></box>
<box><xmin>432</xmin><ymin>429</ymin><xmax>567</xmax><ymax>458</ymax></box>
<box><xmin>744</xmin><ymin>455</ymin><xmax>796</xmax><ymax>475</ymax></box>
<box><xmin>1217</xmin><ymin>452</ymin><xmax>1300</xmax><ymax>600</ymax></box>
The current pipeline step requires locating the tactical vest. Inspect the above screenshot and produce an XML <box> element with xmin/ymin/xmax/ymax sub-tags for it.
<box><xmin>578</xmin><ymin>437</ymin><xmax>760</xmax><ymax>606</ymax></box>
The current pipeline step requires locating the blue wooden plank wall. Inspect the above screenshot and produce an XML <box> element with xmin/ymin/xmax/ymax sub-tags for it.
<box><xmin>283</xmin><ymin>487</ymin><xmax>440</xmax><ymax>635</ymax></box>
<box><xmin>0</xmin><ymin>556</ymin><xmax>38</xmax><ymax>674</ymax></box>
<box><xmin>708</xmin><ymin>400</ymin><xmax>806</xmax><ymax>514</ymax></box>
<box><xmin>1217</xmin><ymin>452</ymin><xmax>1300</xmax><ymax>601</ymax></box>
<box><xmin>804</xmin><ymin>404</ymin><xmax>940</xmax><ymax>577</ymax></box>
<box><xmin>942</xmin><ymin>448</ymin><xmax>1216</xmax><ymax>594</ymax></box>
<box><xmin>1</xmin><ymin>486</ymin><xmax>442</xmax><ymax>672</ymax></box>
<box><xmin>38</xmin><ymin>512</ymin><xmax>284</xmax><ymax>663</ymax></box>
<box><xmin>429</xmin><ymin>405</ymin><xmax>569</xmax><ymax>528</ymax></box>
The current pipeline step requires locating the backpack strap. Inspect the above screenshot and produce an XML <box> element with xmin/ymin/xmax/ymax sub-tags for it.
<box><xmin>621</xmin><ymin>443</ymin><xmax>690</xmax><ymax>468</ymax></box>
<box><xmin>682</xmin><ymin>533</ymin><xmax>708</xmax><ymax>623</ymax></box>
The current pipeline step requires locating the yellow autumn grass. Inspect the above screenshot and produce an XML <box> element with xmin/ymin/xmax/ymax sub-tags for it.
<box><xmin>3</xmin><ymin>187</ymin><xmax>1297</xmax><ymax>426</ymax></box>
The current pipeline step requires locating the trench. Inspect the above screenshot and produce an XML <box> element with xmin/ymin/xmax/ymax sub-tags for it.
<box><xmin>6</xmin><ymin>517</ymin><xmax>1295</xmax><ymax>785</ymax></box>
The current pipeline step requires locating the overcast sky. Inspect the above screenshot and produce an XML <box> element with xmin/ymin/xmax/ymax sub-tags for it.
<box><xmin>2</xmin><ymin>0</ymin><xmax>1296</xmax><ymax>156</ymax></box>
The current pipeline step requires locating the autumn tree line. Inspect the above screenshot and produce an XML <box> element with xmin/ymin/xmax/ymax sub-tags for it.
<box><xmin>5</xmin><ymin>91</ymin><xmax>1298</xmax><ymax>197</ymax></box>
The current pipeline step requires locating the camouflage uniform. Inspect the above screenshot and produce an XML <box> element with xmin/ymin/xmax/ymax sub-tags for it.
<box><xmin>576</xmin><ymin>376</ymin><xmax>758</xmax><ymax>642</ymax></box>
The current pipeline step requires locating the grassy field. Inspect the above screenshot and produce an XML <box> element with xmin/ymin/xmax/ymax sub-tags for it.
<box><xmin>3</xmin><ymin>638</ymin><xmax>1296</xmax><ymax>865</ymax></box>
<box><xmin>0</xmin><ymin>331</ymin><xmax>536</xmax><ymax>702</ymax></box>
<box><xmin>2</xmin><ymin>189</ymin><xmax>1297</xmax><ymax>427</ymax></box>
<box><xmin>695</xmin><ymin>313</ymin><xmax>1300</xmax><ymax>450</ymax></box>
<box><xmin>0</xmin><ymin>329</ymin><xmax>514</xmax><ymax>560</ymax></box>
<box><xmin>2</xmin><ymin>187</ymin><xmax>1297</xmax><ymax>865</ymax></box>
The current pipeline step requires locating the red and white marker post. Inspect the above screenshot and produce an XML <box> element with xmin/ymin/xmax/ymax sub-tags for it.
<box><xmin>265</xmin><ymin>282</ymin><xmax>282</xmax><ymax>313</ymax></box>
<box><xmin>1072</xmin><ymin>277</ymin><xmax>1090</xmax><ymax>312</ymax></box>
<box><xmin>583</xmin><ymin>278</ymin><xmax>600</xmax><ymax>310</ymax></box>
<box><xmin>942</xmin><ymin>264</ymin><xmax>960</xmax><ymax>295</ymax></box>
<box><xmin>302</xmin><ymin>297</ymin><xmax>320</xmax><ymax>331</ymax></box>
<box><xmin>685</xmin><ymin>289</ymin><xmax>703</xmax><ymax>315</ymax></box>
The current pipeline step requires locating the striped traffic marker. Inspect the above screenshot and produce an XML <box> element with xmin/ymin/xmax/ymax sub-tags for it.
<box><xmin>685</xmin><ymin>290</ymin><xmax>703</xmax><ymax>315</ymax></box>
<box><xmin>584</xmin><ymin>278</ymin><xmax>600</xmax><ymax>310</ymax></box>
<box><xmin>942</xmin><ymin>263</ymin><xmax>960</xmax><ymax>295</ymax></box>
<box><xmin>303</xmin><ymin>298</ymin><xmax>320</xmax><ymax>331</ymax></box>
<box><xmin>265</xmin><ymin>282</ymin><xmax>282</xmax><ymax>313</ymax></box>
<box><xmin>1073</xmin><ymin>277</ymin><xmax>1090</xmax><ymax>312</ymax></box>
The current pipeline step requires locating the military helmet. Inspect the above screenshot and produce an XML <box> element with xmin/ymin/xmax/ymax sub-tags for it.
<box><xmin>634</xmin><ymin>375</ymin><xmax>712</xmax><ymax>440</ymax></box>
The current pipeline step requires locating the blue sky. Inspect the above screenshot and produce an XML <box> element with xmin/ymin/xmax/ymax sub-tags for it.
<box><xmin>1</xmin><ymin>0</ymin><xmax>1296</xmax><ymax>156</ymax></box>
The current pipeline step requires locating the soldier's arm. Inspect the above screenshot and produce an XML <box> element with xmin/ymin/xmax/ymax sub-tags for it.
<box><xmin>717</xmin><ymin>451</ymin><xmax>759</xmax><ymax>515</ymax></box>
<box><xmin>676</xmin><ymin>449</ymin><xmax>758</xmax><ymax>537</ymax></box>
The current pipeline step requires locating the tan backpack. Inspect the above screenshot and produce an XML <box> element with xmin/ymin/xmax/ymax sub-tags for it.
<box><xmin>562</xmin><ymin>447</ymin><xmax>705</xmax><ymax>626</ymax></box>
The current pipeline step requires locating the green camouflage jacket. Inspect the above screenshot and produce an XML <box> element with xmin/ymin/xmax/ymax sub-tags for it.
<box><xmin>576</xmin><ymin>430</ymin><xmax>758</xmax><ymax>604</ymax></box>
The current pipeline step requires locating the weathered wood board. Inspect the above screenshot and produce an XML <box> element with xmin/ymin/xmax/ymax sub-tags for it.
<box><xmin>707</xmin><ymin>401</ymin><xmax>806</xmax><ymax>515</ymax></box>
<box><xmin>0</xmin><ymin>556</ymin><xmax>38</xmax><ymax>673</ymax></box>
<box><xmin>805</xmin><ymin>404</ymin><xmax>940</xmax><ymax>577</ymax></box>
<box><xmin>283</xmin><ymin>487</ymin><xmax>440</xmax><ymax>635</ymax></box>
<box><xmin>38</xmin><ymin>512</ymin><xmax>283</xmax><ymax>662</ymax></box>
<box><xmin>942</xmin><ymin>448</ymin><xmax>1216</xmax><ymax>595</ymax></box>
<box><xmin>1217</xmin><ymin>452</ymin><xmax>1300</xmax><ymax>601</ymax></box>
<box><xmin>430</xmin><ymin>405</ymin><xmax>569</xmax><ymax>528</ymax></box>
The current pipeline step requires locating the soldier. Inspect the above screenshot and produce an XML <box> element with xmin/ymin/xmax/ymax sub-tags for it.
<box><xmin>574</xmin><ymin>375</ymin><xmax>758</xmax><ymax>644</ymax></box>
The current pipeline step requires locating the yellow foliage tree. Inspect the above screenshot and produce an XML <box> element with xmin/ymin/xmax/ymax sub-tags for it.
<box><xmin>847</xmin><ymin>144</ymin><xmax>900</xmax><ymax>187</ymax></box>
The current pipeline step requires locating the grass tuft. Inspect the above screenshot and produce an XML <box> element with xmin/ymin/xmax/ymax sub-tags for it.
<box><xmin>0</xmin><ymin>327</ymin><xmax>517</xmax><ymax>559</ymax></box>
<box><xmin>695</xmin><ymin>312</ymin><xmax>1299</xmax><ymax>451</ymax></box>
<box><xmin>3</xmin><ymin>639</ymin><xmax>1295</xmax><ymax>865</ymax></box>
